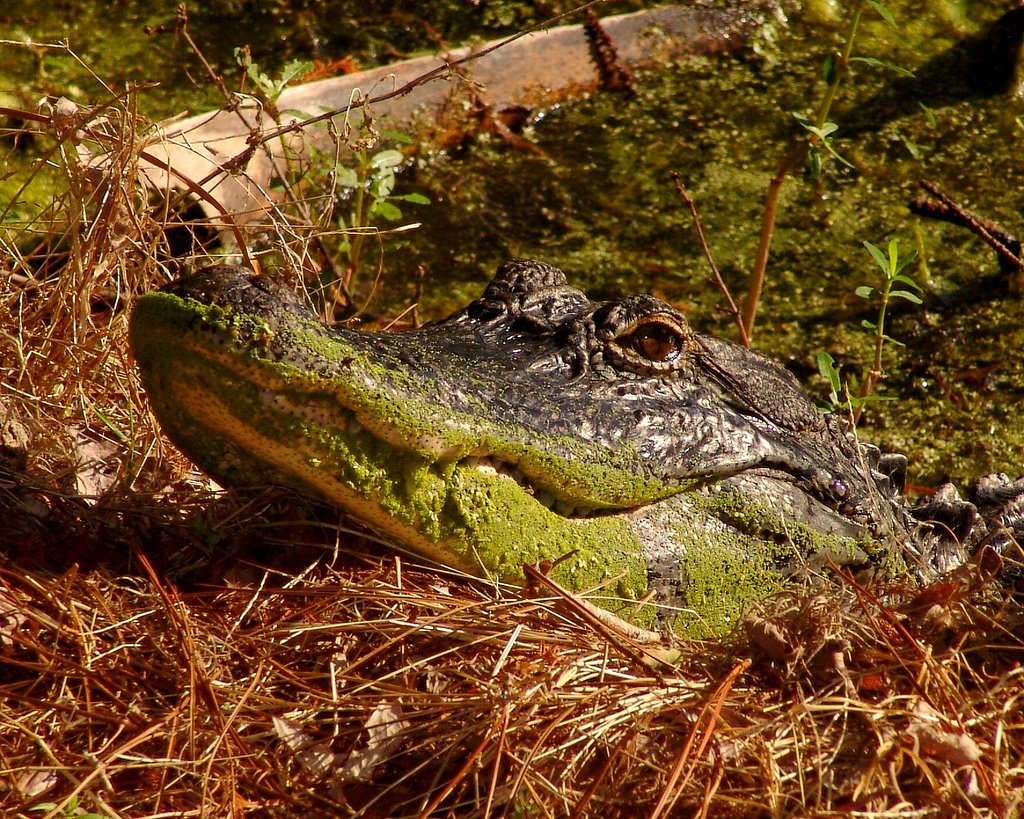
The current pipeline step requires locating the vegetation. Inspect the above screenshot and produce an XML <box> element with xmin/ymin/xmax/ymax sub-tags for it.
<box><xmin>0</xmin><ymin>1</ymin><xmax>1022</xmax><ymax>816</ymax></box>
<box><xmin>817</xmin><ymin>238</ymin><xmax>922</xmax><ymax>419</ymax></box>
<box><xmin>740</xmin><ymin>0</ymin><xmax>910</xmax><ymax>342</ymax></box>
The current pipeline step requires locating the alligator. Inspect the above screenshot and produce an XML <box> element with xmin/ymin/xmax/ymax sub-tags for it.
<box><xmin>129</xmin><ymin>260</ymin><xmax>1024</xmax><ymax>635</ymax></box>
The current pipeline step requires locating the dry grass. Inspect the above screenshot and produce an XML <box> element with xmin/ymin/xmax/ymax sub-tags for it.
<box><xmin>1</xmin><ymin>82</ymin><xmax>1023</xmax><ymax>819</ymax></box>
<box><xmin>0</xmin><ymin>526</ymin><xmax>1021</xmax><ymax>817</ymax></box>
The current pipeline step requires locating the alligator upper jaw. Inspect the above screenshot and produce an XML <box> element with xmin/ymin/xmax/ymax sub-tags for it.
<box><xmin>132</xmin><ymin>271</ymin><xmax>696</xmax><ymax>516</ymax></box>
<box><xmin>129</xmin><ymin>293</ymin><xmax>659</xmax><ymax>535</ymax></box>
<box><xmin>130</xmin><ymin>331</ymin><xmax>656</xmax><ymax>583</ymax></box>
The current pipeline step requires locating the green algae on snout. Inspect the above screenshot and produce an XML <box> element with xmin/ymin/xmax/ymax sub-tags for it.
<box><xmin>130</xmin><ymin>288</ymin><xmax>653</xmax><ymax>594</ymax></box>
<box><xmin>625</xmin><ymin>481</ymin><xmax>891</xmax><ymax>638</ymax></box>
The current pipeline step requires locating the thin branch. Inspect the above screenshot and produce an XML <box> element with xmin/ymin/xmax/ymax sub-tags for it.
<box><xmin>249</xmin><ymin>0</ymin><xmax>608</xmax><ymax>150</ymax></box>
<box><xmin>913</xmin><ymin>179</ymin><xmax>1023</xmax><ymax>273</ymax></box>
<box><xmin>671</xmin><ymin>173</ymin><xmax>750</xmax><ymax>347</ymax></box>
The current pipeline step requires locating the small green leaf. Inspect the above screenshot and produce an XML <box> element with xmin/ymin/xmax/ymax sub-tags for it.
<box><xmin>371</xmin><ymin>149</ymin><xmax>404</xmax><ymax>169</ymax></box>
<box><xmin>849</xmin><ymin>56</ymin><xmax>914</xmax><ymax>78</ymax></box>
<box><xmin>394</xmin><ymin>192</ymin><xmax>431</xmax><ymax>205</ymax></box>
<box><xmin>890</xmin><ymin>289</ymin><xmax>923</xmax><ymax>304</ymax></box>
<box><xmin>372</xmin><ymin>200</ymin><xmax>403</xmax><ymax>221</ymax></box>
<box><xmin>246</xmin><ymin>65</ymin><xmax>271</xmax><ymax>90</ymax></box>
<box><xmin>887</xmin><ymin>237</ymin><xmax>900</xmax><ymax>267</ymax></box>
<box><xmin>891</xmin><ymin>272</ymin><xmax>922</xmax><ymax>290</ymax></box>
<box><xmin>849</xmin><ymin>55</ymin><xmax>882</xmax><ymax>69</ymax></box>
<box><xmin>865</xmin><ymin>0</ymin><xmax>897</xmax><ymax>27</ymax></box>
<box><xmin>808</xmin><ymin>145</ymin><xmax>823</xmax><ymax>177</ymax></box>
<box><xmin>822</xmin><ymin>52</ymin><xmax>838</xmax><ymax>85</ymax></box>
<box><xmin>861</xmin><ymin>319</ymin><xmax>878</xmax><ymax>331</ymax></box>
<box><xmin>918</xmin><ymin>102</ymin><xmax>938</xmax><ymax>127</ymax></box>
<box><xmin>372</xmin><ymin>169</ymin><xmax>396</xmax><ymax>198</ymax></box>
<box><xmin>381</xmin><ymin>129</ymin><xmax>414</xmax><ymax>144</ymax></box>
<box><xmin>335</xmin><ymin>167</ymin><xmax>359</xmax><ymax>188</ymax></box>
<box><xmin>280</xmin><ymin>59</ymin><xmax>314</xmax><ymax>85</ymax></box>
<box><xmin>863</xmin><ymin>240</ymin><xmax>889</xmax><ymax>275</ymax></box>
<box><xmin>815</xmin><ymin>352</ymin><xmax>842</xmax><ymax>394</ymax></box>
<box><xmin>820</xmin><ymin>138</ymin><xmax>854</xmax><ymax>168</ymax></box>
<box><xmin>799</xmin><ymin>120</ymin><xmax>839</xmax><ymax>140</ymax></box>
<box><xmin>855</xmin><ymin>285</ymin><xmax>878</xmax><ymax>299</ymax></box>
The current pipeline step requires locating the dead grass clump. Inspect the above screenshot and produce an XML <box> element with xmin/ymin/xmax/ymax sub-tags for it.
<box><xmin>0</xmin><ymin>553</ymin><xmax>1021</xmax><ymax>817</ymax></box>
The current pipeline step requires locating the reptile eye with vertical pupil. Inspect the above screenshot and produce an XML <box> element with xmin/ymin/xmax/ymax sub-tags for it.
<box><xmin>624</xmin><ymin>320</ymin><xmax>684</xmax><ymax>363</ymax></box>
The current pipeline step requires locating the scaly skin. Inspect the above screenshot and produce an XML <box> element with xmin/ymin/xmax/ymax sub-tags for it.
<box><xmin>130</xmin><ymin>261</ymin><xmax>909</xmax><ymax>635</ymax></box>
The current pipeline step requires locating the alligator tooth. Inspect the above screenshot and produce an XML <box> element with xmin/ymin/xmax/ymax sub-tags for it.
<box><xmin>554</xmin><ymin>500</ymin><xmax>576</xmax><ymax>517</ymax></box>
<box><xmin>575</xmin><ymin>506</ymin><xmax>594</xmax><ymax>518</ymax></box>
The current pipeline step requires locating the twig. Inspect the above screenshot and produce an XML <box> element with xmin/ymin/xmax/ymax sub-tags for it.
<box><xmin>648</xmin><ymin>658</ymin><xmax>751</xmax><ymax>819</ymax></box>
<box><xmin>0</xmin><ymin>97</ymin><xmax>254</xmax><ymax>271</ymax></box>
<box><xmin>152</xmin><ymin>1</ymin><xmax>608</xmax><ymax>266</ymax></box>
<box><xmin>912</xmin><ymin>179</ymin><xmax>1023</xmax><ymax>273</ymax></box>
<box><xmin>742</xmin><ymin>3</ymin><xmax>867</xmax><ymax>342</ymax></box>
<box><xmin>742</xmin><ymin>143</ymin><xmax>806</xmax><ymax>342</ymax></box>
<box><xmin>671</xmin><ymin>173</ymin><xmax>749</xmax><ymax>347</ymax></box>
<box><xmin>522</xmin><ymin>563</ymin><xmax>667</xmax><ymax>652</ymax></box>
<box><xmin>583</xmin><ymin>8</ymin><xmax>635</xmax><ymax>95</ymax></box>
<box><xmin>249</xmin><ymin>0</ymin><xmax>607</xmax><ymax>150</ymax></box>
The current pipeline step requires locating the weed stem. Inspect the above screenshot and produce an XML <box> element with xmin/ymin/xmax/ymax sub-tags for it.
<box><xmin>742</xmin><ymin>2</ymin><xmax>865</xmax><ymax>343</ymax></box>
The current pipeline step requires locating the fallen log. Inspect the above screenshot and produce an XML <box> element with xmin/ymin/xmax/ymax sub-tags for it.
<box><xmin>86</xmin><ymin>3</ymin><xmax>779</xmax><ymax>229</ymax></box>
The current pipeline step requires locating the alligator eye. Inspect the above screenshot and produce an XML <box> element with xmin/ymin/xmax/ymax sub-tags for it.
<box><xmin>626</xmin><ymin>321</ymin><xmax>684</xmax><ymax>363</ymax></box>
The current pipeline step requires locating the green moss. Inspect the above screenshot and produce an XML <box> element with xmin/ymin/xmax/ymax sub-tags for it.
<box><xmin>443</xmin><ymin>468</ymin><xmax>650</xmax><ymax>602</ymax></box>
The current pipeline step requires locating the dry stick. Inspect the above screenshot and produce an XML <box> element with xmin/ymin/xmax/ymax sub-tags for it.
<box><xmin>153</xmin><ymin>0</ymin><xmax>608</xmax><ymax>271</ymax></box>
<box><xmin>742</xmin><ymin>4</ymin><xmax>866</xmax><ymax>342</ymax></box>
<box><xmin>742</xmin><ymin>142</ymin><xmax>807</xmax><ymax>341</ymax></box>
<box><xmin>671</xmin><ymin>173</ymin><xmax>749</xmax><ymax>347</ymax></box>
<box><xmin>569</xmin><ymin>732</ymin><xmax>632</xmax><ymax>819</ymax></box>
<box><xmin>416</xmin><ymin>708</ymin><xmax>502</xmax><ymax>818</ymax></box>
<box><xmin>522</xmin><ymin>563</ymin><xmax>665</xmax><ymax>650</ymax></box>
<box><xmin>916</xmin><ymin>179</ymin><xmax>1024</xmax><ymax>272</ymax></box>
<box><xmin>833</xmin><ymin>561</ymin><xmax>1002</xmax><ymax>805</ymax></box>
<box><xmin>483</xmin><ymin>703</ymin><xmax>511</xmax><ymax>819</ymax></box>
<box><xmin>250</xmin><ymin>0</ymin><xmax>608</xmax><ymax>151</ymax></box>
<box><xmin>648</xmin><ymin>658</ymin><xmax>752</xmax><ymax>819</ymax></box>
<box><xmin>178</xmin><ymin>9</ymin><xmax>237</xmax><ymax>111</ymax></box>
<box><xmin>0</xmin><ymin>103</ymin><xmax>254</xmax><ymax>269</ymax></box>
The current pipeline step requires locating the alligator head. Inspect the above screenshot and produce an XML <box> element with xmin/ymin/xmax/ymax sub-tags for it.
<box><xmin>129</xmin><ymin>260</ymin><xmax>1019</xmax><ymax>634</ymax></box>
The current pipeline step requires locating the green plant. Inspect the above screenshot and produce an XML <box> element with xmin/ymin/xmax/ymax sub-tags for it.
<box><xmin>236</xmin><ymin>49</ymin><xmax>313</xmax><ymax>110</ymax></box>
<box><xmin>742</xmin><ymin>0</ymin><xmax>912</xmax><ymax>343</ymax></box>
<box><xmin>231</xmin><ymin>52</ymin><xmax>430</xmax><ymax>315</ymax></box>
<box><xmin>30</xmin><ymin>795</ymin><xmax>106</xmax><ymax>818</ymax></box>
<box><xmin>332</xmin><ymin>132</ymin><xmax>430</xmax><ymax>298</ymax></box>
<box><xmin>816</xmin><ymin>237</ymin><xmax>921</xmax><ymax>422</ymax></box>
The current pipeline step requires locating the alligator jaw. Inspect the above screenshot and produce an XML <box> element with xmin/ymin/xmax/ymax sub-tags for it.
<box><xmin>130</xmin><ymin>262</ymin><xmax>913</xmax><ymax>635</ymax></box>
<box><xmin>129</xmin><ymin>292</ymin><xmax>659</xmax><ymax>599</ymax></box>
